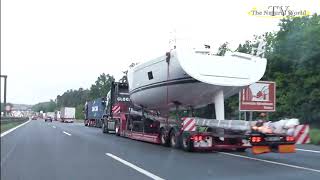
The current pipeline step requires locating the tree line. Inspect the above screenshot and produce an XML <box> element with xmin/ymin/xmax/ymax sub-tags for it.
<box><xmin>32</xmin><ymin>14</ymin><xmax>319</xmax><ymax>125</ymax></box>
<box><xmin>223</xmin><ymin>14</ymin><xmax>319</xmax><ymax>125</ymax></box>
<box><xmin>32</xmin><ymin>73</ymin><xmax>115</xmax><ymax>119</ymax></box>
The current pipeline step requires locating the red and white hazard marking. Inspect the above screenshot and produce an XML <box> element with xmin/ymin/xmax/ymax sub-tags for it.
<box><xmin>112</xmin><ymin>105</ymin><xmax>120</xmax><ymax>113</ymax></box>
<box><xmin>294</xmin><ymin>124</ymin><xmax>310</xmax><ymax>144</ymax></box>
<box><xmin>181</xmin><ymin>117</ymin><xmax>196</xmax><ymax>131</ymax></box>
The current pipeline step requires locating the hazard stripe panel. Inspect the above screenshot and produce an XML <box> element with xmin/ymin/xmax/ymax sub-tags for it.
<box><xmin>112</xmin><ymin>105</ymin><xmax>121</xmax><ymax>113</ymax></box>
<box><xmin>182</xmin><ymin>117</ymin><xmax>196</xmax><ymax>131</ymax></box>
<box><xmin>294</xmin><ymin>124</ymin><xmax>310</xmax><ymax>144</ymax></box>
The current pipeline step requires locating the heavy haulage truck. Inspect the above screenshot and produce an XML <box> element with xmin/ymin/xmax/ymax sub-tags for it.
<box><xmin>97</xmin><ymin>40</ymin><xmax>296</xmax><ymax>154</ymax></box>
<box><xmin>99</xmin><ymin>79</ymin><xmax>295</xmax><ymax>154</ymax></box>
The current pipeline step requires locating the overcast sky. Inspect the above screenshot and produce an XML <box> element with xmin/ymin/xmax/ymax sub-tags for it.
<box><xmin>1</xmin><ymin>0</ymin><xmax>319</xmax><ymax>105</ymax></box>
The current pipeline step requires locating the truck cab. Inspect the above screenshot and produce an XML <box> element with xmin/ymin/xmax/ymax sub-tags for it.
<box><xmin>102</xmin><ymin>81</ymin><xmax>130</xmax><ymax>134</ymax></box>
<box><xmin>102</xmin><ymin>81</ymin><xmax>163</xmax><ymax>141</ymax></box>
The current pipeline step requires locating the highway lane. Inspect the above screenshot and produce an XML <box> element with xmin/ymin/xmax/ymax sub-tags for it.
<box><xmin>1</xmin><ymin>120</ymin><xmax>320</xmax><ymax>180</ymax></box>
<box><xmin>1</xmin><ymin>120</ymin><xmax>149</xmax><ymax>180</ymax></box>
<box><xmin>60</xmin><ymin>122</ymin><xmax>320</xmax><ymax>180</ymax></box>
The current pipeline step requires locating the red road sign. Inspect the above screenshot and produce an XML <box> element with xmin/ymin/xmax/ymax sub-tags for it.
<box><xmin>5</xmin><ymin>105</ymin><xmax>12</xmax><ymax>112</ymax></box>
<box><xmin>239</xmin><ymin>81</ymin><xmax>276</xmax><ymax>111</ymax></box>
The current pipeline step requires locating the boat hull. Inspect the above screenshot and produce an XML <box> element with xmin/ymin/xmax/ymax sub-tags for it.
<box><xmin>128</xmin><ymin>44</ymin><xmax>267</xmax><ymax>114</ymax></box>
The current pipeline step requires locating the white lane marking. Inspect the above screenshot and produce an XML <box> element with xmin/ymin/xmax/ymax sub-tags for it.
<box><xmin>297</xmin><ymin>148</ymin><xmax>320</xmax><ymax>154</ymax></box>
<box><xmin>0</xmin><ymin>139</ymin><xmax>19</xmax><ymax>167</ymax></box>
<box><xmin>63</xmin><ymin>131</ymin><xmax>71</xmax><ymax>136</ymax></box>
<box><xmin>220</xmin><ymin>152</ymin><xmax>320</xmax><ymax>173</ymax></box>
<box><xmin>52</xmin><ymin>126</ymin><xmax>56</xmax><ymax>128</ymax></box>
<box><xmin>1</xmin><ymin>120</ymin><xmax>31</xmax><ymax>137</ymax></box>
<box><xmin>106</xmin><ymin>153</ymin><xmax>165</xmax><ymax>180</ymax></box>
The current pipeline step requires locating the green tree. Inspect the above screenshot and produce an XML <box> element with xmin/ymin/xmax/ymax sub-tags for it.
<box><xmin>89</xmin><ymin>73</ymin><xmax>115</xmax><ymax>99</ymax></box>
<box><xmin>236</xmin><ymin>40</ymin><xmax>253</xmax><ymax>53</ymax></box>
<box><xmin>75</xmin><ymin>104</ymin><xmax>85</xmax><ymax>119</ymax></box>
<box><xmin>56</xmin><ymin>88</ymin><xmax>89</xmax><ymax>108</ymax></box>
<box><xmin>233</xmin><ymin>14</ymin><xmax>320</xmax><ymax>124</ymax></box>
<box><xmin>217</xmin><ymin>42</ymin><xmax>230</xmax><ymax>56</ymax></box>
<box><xmin>32</xmin><ymin>100</ymin><xmax>56</xmax><ymax>112</ymax></box>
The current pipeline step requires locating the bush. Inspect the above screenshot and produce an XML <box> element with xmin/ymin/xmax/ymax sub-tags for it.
<box><xmin>75</xmin><ymin>104</ymin><xmax>84</xmax><ymax>119</ymax></box>
<box><xmin>310</xmin><ymin>128</ymin><xmax>320</xmax><ymax>145</ymax></box>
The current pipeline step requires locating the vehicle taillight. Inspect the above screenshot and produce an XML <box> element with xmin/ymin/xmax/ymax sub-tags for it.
<box><xmin>257</xmin><ymin>137</ymin><xmax>262</xmax><ymax>142</ymax></box>
<box><xmin>191</xmin><ymin>135</ymin><xmax>203</xmax><ymax>142</ymax></box>
<box><xmin>251</xmin><ymin>136</ymin><xmax>263</xmax><ymax>143</ymax></box>
<box><xmin>194</xmin><ymin>136</ymin><xmax>198</xmax><ymax>141</ymax></box>
<box><xmin>286</xmin><ymin>136</ymin><xmax>295</xmax><ymax>142</ymax></box>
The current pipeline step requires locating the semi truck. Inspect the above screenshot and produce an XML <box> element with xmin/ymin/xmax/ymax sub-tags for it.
<box><xmin>84</xmin><ymin>98</ymin><xmax>107</xmax><ymax>128</ymax></box>
<box><xmin>54</xmin><ymin>111</ymin><xmax>61</xmax><ymax>121</ymax></box>
<box><xmin>46</xmin><ymin>112</ymin><xmax>55</xmax><ymax>118</ymax></box>
<box><xmin>60</xmin><ymin>107</ymin><xmax>75</xmax><ymax>123</ymax></box>
<box><xmin>101</xmin><ymin>80</ymin><xmax>296</xmax><ymax>154</ymax></box>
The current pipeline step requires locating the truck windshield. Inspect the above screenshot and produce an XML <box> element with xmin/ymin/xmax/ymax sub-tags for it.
<box><xmin>116</xmin><ymin>84</ymin><xmax>130</xmax><ymax>102</ymax></box>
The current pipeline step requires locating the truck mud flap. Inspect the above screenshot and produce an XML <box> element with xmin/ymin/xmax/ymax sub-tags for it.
<box><xmin>252</xmin><ymin>146</ymin><xmax>271</xmax><ymax>154</ymax></box>
<box><xmin>278</xmin><ymin>144</ymin><xmax>296</xmax><ymax>153</ymax></box>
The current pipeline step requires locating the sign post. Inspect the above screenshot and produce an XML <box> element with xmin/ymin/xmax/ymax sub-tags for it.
<box><xmin>1</xmin><ymin>75</ymin><xmax>8</xmax><ymax>116</ymax></box>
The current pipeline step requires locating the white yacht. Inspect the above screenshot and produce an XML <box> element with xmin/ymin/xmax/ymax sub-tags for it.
<box><xmin>127</xmin><ymin>40</ymin><xmax>267</xmax><ymax>119</ymax></box>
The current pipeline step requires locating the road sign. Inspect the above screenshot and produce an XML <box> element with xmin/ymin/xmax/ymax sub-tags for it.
<box><xmin>5</xmin><ymin>105</ymin><xmax>11</xmax><ymax>112</ymax></box>
<box><xmin>239</xmin><ymin>81</ymin><xmax>276</xmax><ymax>112</ymax></box>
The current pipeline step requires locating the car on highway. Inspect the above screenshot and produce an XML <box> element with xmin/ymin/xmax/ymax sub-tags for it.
<box><xmin>31</xmin><ymin>116</ymin><xmax>37</xmax><ymax>120</ymax></box>
<box><xmin>45</xmin><ymin>117</ymin><xmax>53</xmax><ymax>122</ymax></box>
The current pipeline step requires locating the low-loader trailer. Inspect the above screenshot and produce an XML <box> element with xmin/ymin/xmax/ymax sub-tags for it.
<box><xmin>101</xmin><ymin>81</ymin><xmax>295</xmax><ymax>154</ymax></box>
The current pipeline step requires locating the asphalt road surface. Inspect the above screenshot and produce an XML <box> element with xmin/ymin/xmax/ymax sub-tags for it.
<box><xmin>1</xmin><ymin>120</ymin><xmax>320</xmax><ymax>180</ymax></box>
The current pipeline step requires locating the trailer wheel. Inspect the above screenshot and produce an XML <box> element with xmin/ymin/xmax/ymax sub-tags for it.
<box><xmin>98</xmin><ymin>119</ymin><xmax>102</xmax><ymax>128</ymax></box>
<box><xmin>97</xmin><ymin>119</ymin><xmax>102</xmax><ymax>128</ymax></box>
<box><xmin>115</xmin><ymin>122</ymin><xmax>120</xmax><ymax>136</ymax></box>
<box><xmin>160</xmin><ymin>128</ymin><xmax>169</xmax><ymax>147</ymax></box>
<box><xmin>95</xmin><ymin>120</ymin><xmax>98</xmax><ymax>128</ymax></box>
<box><xmin>169</xmin><ymin>130</ymin><xmax>181</xmax><ymax>149</ymax></box>
<box><xmin>102</xmin><ymin>122</ymin><xmax>108</xmax><ymax>134</ymax></box>
<box><xmin>182</xmin><ymin>136</ymin><xmax>193</xmax><ymax>152</ymax></box>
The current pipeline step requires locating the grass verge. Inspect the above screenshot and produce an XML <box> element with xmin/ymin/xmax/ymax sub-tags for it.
<box><xmin>310</xmin><ymin>128</ymin><xmax>320</xmax><ymax>145</ymax></box>
<box><xmin>0</xmin><ymin>121</ymin><xmax>27</xmax><ymax>133</ymax></box>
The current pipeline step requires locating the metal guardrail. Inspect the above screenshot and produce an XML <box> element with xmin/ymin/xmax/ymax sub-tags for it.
<box><xmin>0</xmin><ymin>117</ymin><xmax>28</xmax><ymax>124</ymax></box>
